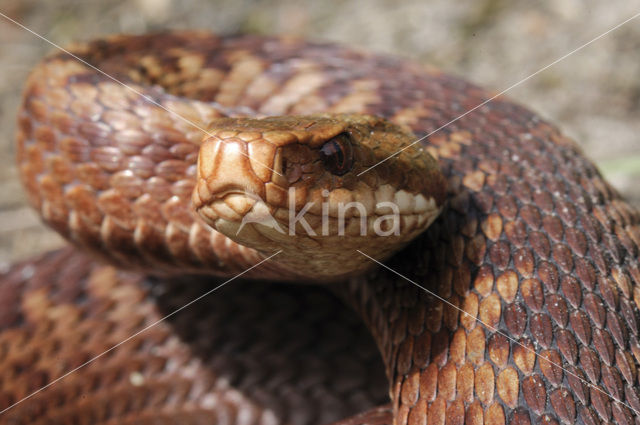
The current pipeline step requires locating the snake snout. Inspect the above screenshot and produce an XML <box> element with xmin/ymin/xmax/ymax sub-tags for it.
<box><xmin>192</xmin><ymin>135</ymin><xmax>271</xmax><ymax>235</ymax></box>
<box><xmin>193</xmin><ymin>136</ymin><xmax>267</xmax><ymax>208</ymax></box>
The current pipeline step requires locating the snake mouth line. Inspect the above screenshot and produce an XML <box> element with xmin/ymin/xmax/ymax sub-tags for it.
<box><xmin>197</xmin><ymin>187</ymin><xmax>442</xmax><ymax>239</ymax></box>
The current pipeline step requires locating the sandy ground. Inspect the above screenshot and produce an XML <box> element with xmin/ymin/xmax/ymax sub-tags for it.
<box><xmin>1</xmin><ymin>0</ymin><xmax>639</xmax><ymax>264</ymax></box>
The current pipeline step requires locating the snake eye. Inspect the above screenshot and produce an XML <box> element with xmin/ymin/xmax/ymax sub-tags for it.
<box><xmin>319</xmin><ymin>133</ymin><xmax>353</xmax><ymax>176</ymax></box>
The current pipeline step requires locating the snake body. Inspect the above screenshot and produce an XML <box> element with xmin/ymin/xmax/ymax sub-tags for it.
<box><xmin>4</xmin><ymin>32</ymin><xmax>640</xmax><ymax>424</ymax></box>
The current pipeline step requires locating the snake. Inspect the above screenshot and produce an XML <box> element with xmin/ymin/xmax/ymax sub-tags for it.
<box><xmin>3</xmin><ymin>31</ymin><xmax>640</xmax><ymax>425</ymax></box>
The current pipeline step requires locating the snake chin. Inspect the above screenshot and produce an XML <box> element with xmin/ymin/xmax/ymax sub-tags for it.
<box><xmin>195</xmin><ymin>187</ymin><xmax>444</xmax><ymax>280</ymax></box>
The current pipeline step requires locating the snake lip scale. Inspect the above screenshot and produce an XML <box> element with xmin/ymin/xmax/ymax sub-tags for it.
<box><xmin>4</xmin><ymin>31</ymin><xmax>640</xmax><ymax>425</ymax></box>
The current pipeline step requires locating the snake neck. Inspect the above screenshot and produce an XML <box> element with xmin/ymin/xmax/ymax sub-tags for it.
<box><xmin>335</xmin><ymin>275</ymin><xmax>416</xmax><ymax>423</ymax></box>
<box><xmin>338</xmin><ymin>266</ymin><xmax>483</xmax><ymax>425</ymax></box>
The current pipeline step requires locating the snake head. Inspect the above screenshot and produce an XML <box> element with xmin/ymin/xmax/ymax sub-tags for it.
<box><xmin>192</xmin><ymin>114</ymin><xmax>447</xmax><ymax>280</ymax></box>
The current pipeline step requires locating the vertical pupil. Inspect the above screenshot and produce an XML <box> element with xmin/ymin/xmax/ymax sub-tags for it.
<box><xmin>320</xmin><ymin>134</ymin><xmax>352</xmax><ymax>176</ymax></box>
<box><xmin>333</xmin><ymin>142</ymin><xmax>344</xmax><ymax>169</ymax></box>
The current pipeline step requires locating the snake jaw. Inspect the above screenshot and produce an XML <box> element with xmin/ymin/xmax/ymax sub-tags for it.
<box><xmin>193</xmin><ymin>114</ymin><xmax>447</xmax><ymax>279</ymax></box>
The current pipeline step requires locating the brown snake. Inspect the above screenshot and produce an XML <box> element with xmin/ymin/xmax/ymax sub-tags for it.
<box><xmin>3</xmin><ymin>31</ymin><xmax>640</xmax><ymax>424</ymax></box>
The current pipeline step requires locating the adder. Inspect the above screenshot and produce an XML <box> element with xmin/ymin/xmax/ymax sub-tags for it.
<box><xmin>2</xmin><ymin>32</ymin><xmax>640</xmax><ymax>425</ymax></box>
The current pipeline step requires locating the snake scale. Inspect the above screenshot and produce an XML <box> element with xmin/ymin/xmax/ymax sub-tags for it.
<box><xmin>2</xmin><ymin>31</ymin><xmax>640</xmax><ymax>425</ymax></box>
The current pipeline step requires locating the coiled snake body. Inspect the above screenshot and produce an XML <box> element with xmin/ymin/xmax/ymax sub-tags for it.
<box><xmin>3</xmin><ymin>32</ymin><xmax>640</xmax><ymax>425</ymax></box>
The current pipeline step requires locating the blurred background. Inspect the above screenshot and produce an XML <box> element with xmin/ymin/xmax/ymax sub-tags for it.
<box><xmin>1</xmin><ymin>0</ymin><xmax>639</xmax><ymax>265</ymax></box>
